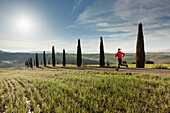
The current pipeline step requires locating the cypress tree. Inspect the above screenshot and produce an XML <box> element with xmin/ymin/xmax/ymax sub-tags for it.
<box><xmin>27</xmin><ymin>59</ymin><xmax>29</xmax><ymax>68</ymax></box>
<box><xmin>63</xmin><ymin>49</ymin><xmax>66</xmax><ymax>66</ymax></box>
<box><xmin>100</xmin><ymin>37</ymin><xmax>105</xmax><ymax>67</ymax></box>
<box><xmin>48</xmin><ymin>60</ymin><xmax>50</xmax><ymax>65</ymax></box>
<box><xmin>28</xmin><ymin>59</ymin><xmax>30</xmax><ymax>67</ymax></box>
<box><xmin>52</xmin><ymin>46</ymin><xmax>56</xmax><ymax>67</ymax></box>
<box><xmin>77</xmin><ymin>39</ymin><xmax>82</xmax><ymax>67</ymax></box>
<box><xmin>35</xmin><ymin>53</ymin><xmax>39</xmax><ymax>67</ymax></box>
<box><xmin>26</xmin><ymin>60</ymin><xmax>28</xmax><ymax>68</ymax></box>
<box><xmin>43</xmin><ymin>51</ymin><xmax>46</xmax><ymax>67</ymax></box>
<box><xmin>30</xmin><ymin>58</ymin><xmax>33</xmax><ymax>68</ymax></box>
<box><xmin>136</xmin><ymin>23</ymin><xmax>145</xmax><ymax>68</ymax></box>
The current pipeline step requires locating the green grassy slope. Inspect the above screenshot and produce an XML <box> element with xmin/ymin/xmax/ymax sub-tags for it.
<box><xmin>0</xmin><ymin>69</ymin><xmax>169</xmax><ymax>112</ymax></box>
<box><xmin>83</xmin><ymin>52</ymin><xmax>170</xmax><ymax>64</ymax></box>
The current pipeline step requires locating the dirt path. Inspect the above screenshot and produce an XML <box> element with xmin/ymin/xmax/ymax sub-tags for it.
<box><xmin>23</xmin><ymin>67</ymin><xmax>170</xmax><ymax>76</ymax></box>
<box><xmin>58</xmin><ymin>67</ymin><xmax>170</xmax><ymax>76</ymax></box>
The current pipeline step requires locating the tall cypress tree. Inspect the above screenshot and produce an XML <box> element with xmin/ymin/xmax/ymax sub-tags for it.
<box><xmin>25</xmin><ymin>60</ymin><xmax>28</xmax><ymax>68</ymax></box>
<box><xmin>43</xmin><ymin>51</ymin><xmax>46</xmax><ymax>67</ymax></box>
<box><xmin>63</xmin><ymin>49</ymin><xmax>66</xmax><ymax>66</ymax></box>
<box><xmin>30</xmin><ymin>58</ymin><xmax>33</xmax><ymax>68</ymax></box>
<box><xmin>52</xmin><ymin>46</ymin><xmax>56</xmax><ymax>67</ymax></box>
<box><xmin>136</xmin><ymin>23</ymin><xmax>145</xmax><ymax>68</ymax></box>
<box><xmin>100</xmin><ymin>37</ymin><xmax>105</xmax><ymax>67</ymax></box>
<box><xmin>28</xmin><ymin>59</ymin><xmax>30</xmax><ymax>67</ymax></box>
<box><xmin>35</xmin><ymin>53</ymin><xmax>39</xmax><ymax>67</ymax></box>
<box><xmin>77</xmin><ymin>39</ymin><xmax>82</xmax><ymax>67</ymax></box>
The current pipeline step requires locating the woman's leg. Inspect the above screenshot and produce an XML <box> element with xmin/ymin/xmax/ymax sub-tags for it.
<box><xmin>118</xmin><ymin>59</ymin><xmax>122</xmax><ymax>69</ymax></box>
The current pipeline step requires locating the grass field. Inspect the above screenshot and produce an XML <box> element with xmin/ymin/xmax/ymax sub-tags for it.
<box><xmin>42</xmin><ymin>64</ymin><xmax>170</xmax><ymax>69</ymax></box>
<box><xmin>0</xmin><ymin>69</ymin><xmax>169</xmax><ymax>112</ymax></box>
<box><xmin>122</xmin><ymin>64</ymin><xmax>170</xmax><ymax>69</ymax></box>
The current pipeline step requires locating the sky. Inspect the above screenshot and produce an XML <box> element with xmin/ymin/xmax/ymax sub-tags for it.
<box><xmin>0</xmin><ymin>0</ymin><xmax>170</xmax><ymax>53</ymax></box>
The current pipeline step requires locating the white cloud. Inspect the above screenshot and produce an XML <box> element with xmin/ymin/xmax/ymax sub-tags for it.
<box><xmin>96</xmin><ymin>23</ymin><xmax>111</xmax><ymax>27</ymax></box>
<box><xmin>113</xmin><ymin>0</ymin><xmax>170</xmax><ymax>23</ymax></box>
<box><xmin>76</xmin><ymin>0</ymin><xmax>114</xmax><ymax>24</ymax></box>
<box><xmin>68</xmin><ymin>0</ymin><xmax>170</xmax><ymax>52</ymax></box>
<box><xmin>72</xmin><ymin>0</ymin><xmax>83</xmax><ymax>14</ymax></box>
<box><xmin>75</xmin><ymin>0</ymin><xmax>170</xmax><ymax>26</ymax></box>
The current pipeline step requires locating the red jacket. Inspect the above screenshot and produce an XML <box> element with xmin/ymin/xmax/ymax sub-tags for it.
<box><xmin>114</xmin><ymin>51</ymin><xmax>125</xmax><ymax>59</ymax></box>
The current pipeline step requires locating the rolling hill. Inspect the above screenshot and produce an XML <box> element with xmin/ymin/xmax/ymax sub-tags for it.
<box><xmin>0</xmin><ymin>50</ymin><xmax>170</xmax><ymax>68</ymax></box>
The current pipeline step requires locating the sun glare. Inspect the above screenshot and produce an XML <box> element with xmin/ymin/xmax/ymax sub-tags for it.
<box><xmin>18</xmin><ymin>18</ymin><xmax>32</xmax><ymax>30</ymax></box>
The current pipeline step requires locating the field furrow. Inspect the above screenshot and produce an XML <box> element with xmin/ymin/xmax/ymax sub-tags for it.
<box><xmin>0</xmin><ymin>69</ymin><xmax>169</xmax><ymax>112</ymax></box>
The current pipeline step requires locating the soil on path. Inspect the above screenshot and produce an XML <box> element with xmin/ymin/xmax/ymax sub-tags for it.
<box><xmin>59</xmin><ymin>67</ymin><xmax>170</xmax><ymax>76</ymax></box>
<box><xmin>18</xmin><ymin>67</ymin><xmax>170</xmax><ymax>76</ymax></box>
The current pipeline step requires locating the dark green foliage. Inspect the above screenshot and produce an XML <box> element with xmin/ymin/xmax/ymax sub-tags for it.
<box><xmin>25</xmin><ymin>61</ymin><xmax>28</xmax><ymax>68</ymax></box>
<box><xmin>100</xmin><ymin>37</ymin><xmax>105</xmax><ymax>67</ymax></box>
<box><xmin>145</xmin><ymin>60</ymin><xmax>154</xmax><ymax>64</ymax></box>
<box><xmin>122</xmin><ymin>61</ymin><xmax>127</xmax><ymax>65</ymax></box>
<box><xmin>52</xmin><ymin>46</ymin><xmax>56</xmax><ymax>67</ymax></box>
<box><xmin>25</xmin><ymin>58</ymin><xmax>33</xmax><ymax>68</ymax></box>
<box><xmin>136</xmin><ymin>23</ymin><xmax>145</xmax><ymax>68</ymax></box>
<box><xmin>77</xmin><ymin>39</ymin><xmax>82</xmax><ymax>67</ymax></box>
<box><xmin>43</xmin><ymin>51</ymin><xmax>46</xmax><ymax>67</ymax></box>
<box><xmin>35</xmin><ymin>53</ymin><xmax>39</xmax><ymax>67</ymax></box>
<box><xmin>63</xmin><ymin>49</ymin><xmax>66</xmax><ymax>66</ymax></box>
<box><xmin>106</xmin><ymin>60</ymin><xmax>110</xmax><ymax>67</ymax></box>
<box><xmin>29</xmin><ymin>58</ymin><xmax>33</xmax><ymax>68</ymax></box>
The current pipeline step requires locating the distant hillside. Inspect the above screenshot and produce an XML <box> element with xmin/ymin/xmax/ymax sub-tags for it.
<box><xmin>0</xmin><ymin>52</ymin><xmax>98</xmax><ymax>68</ymax></box>
<box><xmin>0</xmin><ymin>50</ymin><xmax>170</xmax><ymax>68</ymax></box>
<box><xmin>0</xmin><ymin>50</ymin><xmax>7</xmax><ymax>53</ymax></box>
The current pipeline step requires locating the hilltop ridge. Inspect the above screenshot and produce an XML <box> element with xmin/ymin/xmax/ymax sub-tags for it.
<box><xmin>0</xmin><ymin>51</ymin><xmax>170</xmax><ymax>68</ymax></box>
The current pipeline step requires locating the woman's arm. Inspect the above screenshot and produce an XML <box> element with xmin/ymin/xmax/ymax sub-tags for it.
<box><xmin>122</xmin><ymin>52</ymin><xmax>125</xmax><ymax>57</ymax></box>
